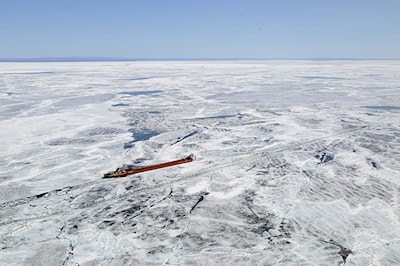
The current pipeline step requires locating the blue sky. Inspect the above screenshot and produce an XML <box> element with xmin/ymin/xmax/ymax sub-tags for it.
<box><xmin>1</xmin><ymin>0</ymin><xmax>399</xmax><ymax>59</ymax></box>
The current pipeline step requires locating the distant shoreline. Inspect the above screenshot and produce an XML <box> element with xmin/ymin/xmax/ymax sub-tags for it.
<box><xmin>1</xmin><ymin>57</ymin><xmax>400</xmax><ymax>62</ymax></box>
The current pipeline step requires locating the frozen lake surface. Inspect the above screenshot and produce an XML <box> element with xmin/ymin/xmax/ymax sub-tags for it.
<box><xmin>1</xmin><ymin>61</ymin><xmax>400</xmax><ymax>265</ymax></box>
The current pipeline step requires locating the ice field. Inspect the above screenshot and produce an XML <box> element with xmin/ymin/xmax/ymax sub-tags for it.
<box><xmin>0</xmin><ymin>61</ymin><xmax>400</xmax><ymax>265</ymax></box>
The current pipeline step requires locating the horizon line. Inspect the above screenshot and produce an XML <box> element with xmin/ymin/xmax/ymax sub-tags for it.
<box><xmin>1</xmin><ymin>56</ymin><xmax>400</xmax><ymax>62</ymax></box>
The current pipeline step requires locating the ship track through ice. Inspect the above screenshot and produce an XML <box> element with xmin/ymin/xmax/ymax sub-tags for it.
<box><xmin>0</xmin><ymin>124</ymin><xmax>368</xmax><ymax>212</ymax></box>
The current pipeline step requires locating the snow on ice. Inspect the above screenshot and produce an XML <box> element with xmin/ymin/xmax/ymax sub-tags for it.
<box><xmin>0</xmin><ymin>61</ymin><xmax>400</xmax><ymax>265</ymax></box>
